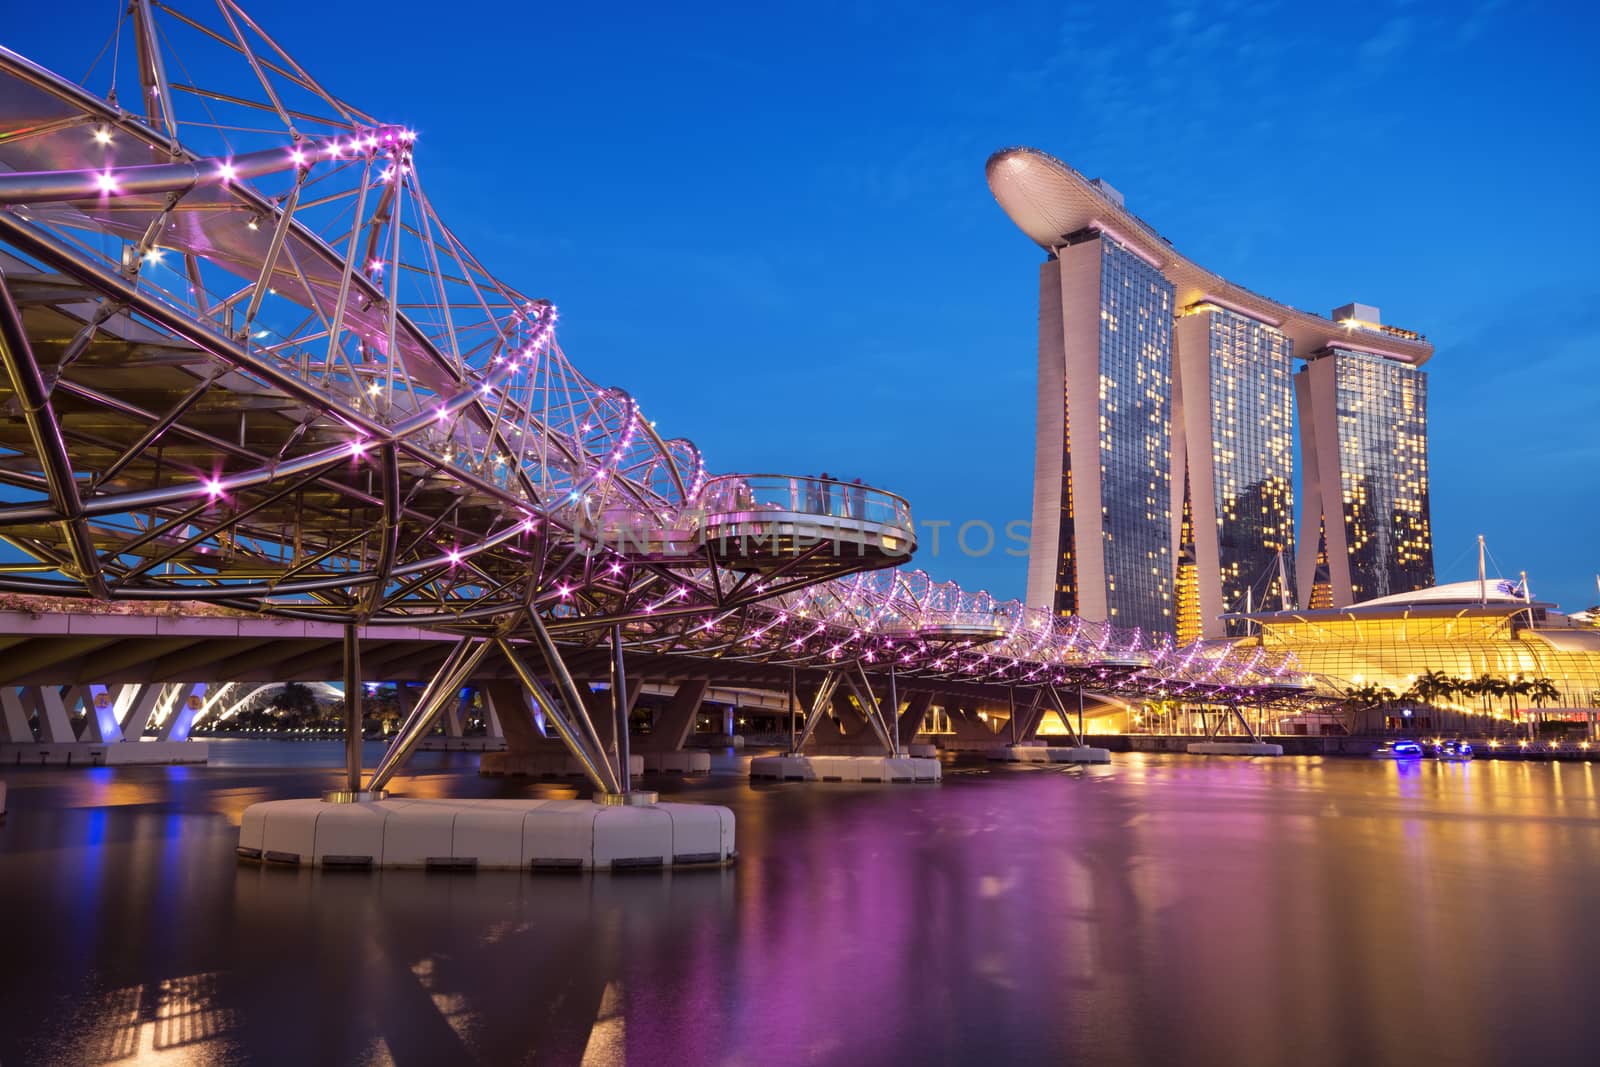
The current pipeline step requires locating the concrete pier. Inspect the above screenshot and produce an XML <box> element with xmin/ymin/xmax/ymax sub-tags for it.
<box><xmin>237</xmin><ymin>796</ymin><xmax>735</xmax><ymax>871</ymax></box>
<box><xmin>749</xmin><ymin>754</ymin><xmax>940</xmax><ymax>783</ymax></box>
<box><xmin>640</xmin><ymin>751</ymin><xmax>711</xmax><ymax>774</ymax></box>
<box><xmin>417</xmin><ymin>736</ymin><xmax>507</xmax><ymax>752</ymax></box>
<box><xmin>1187</xmin><ymin>741</ymin><xmax>1284</xmax><ymax>756</ymax></box>
<box><xmin>987</xmin><ymin>744</ymin><xmax>1051</xmax><ymax>762</ymax></box>
<box><xmin>1048</xmin><ymin>746</ymin><xmax>1111</xmax><ymax>764</ymax></box>
<box><xmin>1</xmin><ymin>740</ymin><xmax>208</xmax><ymax>766</ymax></box>
<box><xmin>480</xmin><ymin>751</ymin><xmax>644</xmax><ymax>778</ymax></box>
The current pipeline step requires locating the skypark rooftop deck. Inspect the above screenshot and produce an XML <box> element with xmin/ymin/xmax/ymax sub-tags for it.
<box><xmin>986</xmin><ymin>146</ymin><xmax>1434</xmax><ymax>366</ymax></box>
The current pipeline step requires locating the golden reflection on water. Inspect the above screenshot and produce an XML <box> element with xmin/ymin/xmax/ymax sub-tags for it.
<box><xmin>77</xmin><ymin>972</ymin><xmax>238</xmax><ymax>1064</ymax></box>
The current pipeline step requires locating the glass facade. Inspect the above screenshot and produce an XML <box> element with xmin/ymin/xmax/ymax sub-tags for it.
<box><xmin>1092</xmin><ymin>239</ymin><xmax>1174</xmax><ymax>633</ymax></box>
<box><xmin>1204</xmin><ymin>308</ymin><xmax>1295</xmax><ymax>632</ymax></box>
<box><xmin>1323</xmin><ymin>347</ymin><xmax>1434</xmax><ymax>600</ymax></box>
<box><xmin>1251</xmin><ymin>611</ymin><xmax>1600</xmax><ymax>714</ymax></box>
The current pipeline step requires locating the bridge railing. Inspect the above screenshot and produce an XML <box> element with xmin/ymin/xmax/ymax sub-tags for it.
<box><xmin>697</xmin><ymin>475</ymin><xmax>913</xmax><ymax>529</ymax></box>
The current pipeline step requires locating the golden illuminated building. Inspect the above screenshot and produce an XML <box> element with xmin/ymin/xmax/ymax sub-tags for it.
<box><xmin>1238</xmin><ymin>580</ymin><xmax>1600</xmax><ymax>719</ymax></box>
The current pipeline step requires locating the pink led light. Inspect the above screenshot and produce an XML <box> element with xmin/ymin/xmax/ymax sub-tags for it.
<box><xmin>218</xmin><ymin>162</ymin><xmax>237</xmax><ymax>182</ymax></box>
<box><xmin>203</xmin><ymin>478</ymin><xmax>224</xmax><ymax>498</ymax></box>
<box><xmin>348</xmin><ymin>440</ymin><xmax>368</xmax><ymax>457</ymax></box>
<box><xmin>446</xmin><ymin>550</ymin><xmax>462</xmax><ymax>565</ymax></box>
<box><xmin>95</xmin><ymin>171</ymin><xmax>117</xmax><ymax>193</ymax></box>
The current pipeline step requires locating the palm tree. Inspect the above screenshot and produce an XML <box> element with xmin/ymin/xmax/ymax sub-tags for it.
<box><xmin>1523</xmin><ymin>677</ymin><xmax>1561</xmax><ymax>740</ymax></box>
<box><xmin>1527</xmin><ymin>677</ymin><xmax>1561</xmax><ymax>708</ymax></box>
<box><xmin>1411</xmin><ymin>669</ymin><xmax>1455</xmax><ymax>731</ymax></box>
<box><xmin>1343</xmin><ymin>683</ymin><xmax>1385</xmax><ymax>735</ymax></box>
<box><xmin>1486</xmin><ymin>675</ymin><xmax>1514</xmax><ymax>736</ymax></box>
<box><xmin>1507</xmin><ymin>676</ymin><xmax>1533</xmax><ymax>733</ymax></box>
<box><xmin>1470</xmin><ymin>673</ymin><xmax>1500</xmax><ymax>721</ymax></box>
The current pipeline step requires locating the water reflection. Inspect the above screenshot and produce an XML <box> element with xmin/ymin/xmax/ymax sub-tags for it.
<box><xmin>3</xmin><ymin>749</ymin><xmax>1600</xmax><ymax>1064</ymax></box>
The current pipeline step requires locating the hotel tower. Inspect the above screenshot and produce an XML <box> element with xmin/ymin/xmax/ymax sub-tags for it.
<box><xmin>988</xmin><ymin>148</ymin><xmax>1434</xmax><ymax>638</ymax></box>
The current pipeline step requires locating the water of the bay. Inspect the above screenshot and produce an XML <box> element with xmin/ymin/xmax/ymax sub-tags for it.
<box><xmin>2</xmin><ymin>743</ymin><xmax>1598</xmax><ymax>1065</ymax></box>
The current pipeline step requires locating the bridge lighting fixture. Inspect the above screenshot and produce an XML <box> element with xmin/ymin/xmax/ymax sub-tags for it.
<box><xmin>93</xmin><ymin>126</ymin><xmax>112</xmax><ymax>145</ymax></box>
<box><xmin>95</xmin><ymin>171</ymin><xmax>117</xmax><ymax>192</ymax></box>
<box><xmin>203</xmin><ymin>478</ymin><xmax>224</xmax><ymax>498</ymax></box>
<box><xmin>218</xmin><ymin>162</ymin><xmax>236</xmax><ymax>182</ymax></box>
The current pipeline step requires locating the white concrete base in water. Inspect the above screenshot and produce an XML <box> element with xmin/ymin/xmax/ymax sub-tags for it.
<box><xmin>749</xmin><ymin>754</ymin><xmax>941</xmax><ymax>783</ymax></box>
<box><xmin>987</xmin><ymin>744</ymin><xmax>1051</xmax><ymax>762</ymax></box>
<box><xmin>418</xmin><ymin>736</ymin><xmax>507</xmax><ymax>752</ymax></box>
<box><xmin>1187</xmin><ymin>741</ymin><xmax>1284</xmax><ymax>756</ymax></box>
<box><xmin>237</xmin><ymin>796</ymin><xmax>735</xmax><ymax>871</ymax></box>
<box><xmin>480</xmin><ymin>751</ymin><xmax>644</xmax><ymax>778</ymax></box>
<box><xmin>907</xmin><ymin>742</ymin><xmax>939</xmax><ymax>758</ymax></box>
<box><xmin>639</xmin><ymin>751</ymin><xmax>711</xmax><ymax>774</ymax></box>
<box><xmin>0</xmin><ymin>741</ymin><xmax>208</xmax><ymax>766</ymax></box>
<box><xmin>1048</xmin><ymin>746</ymin><xmax>1112</xmax><ymax>764</ymax></box>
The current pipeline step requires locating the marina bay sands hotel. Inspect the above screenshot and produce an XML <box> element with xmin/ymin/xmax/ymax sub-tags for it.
<box><xmin>988</xmin><ymin>147</ymin><xmax>1434</xmax><ymax>640</ymax></box>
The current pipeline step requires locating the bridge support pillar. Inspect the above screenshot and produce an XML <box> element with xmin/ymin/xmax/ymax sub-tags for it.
<box><xmin>114</xmin><ymin>684</ymin><xmax>164</xmax><ymax>740</ymax></box>
<box><xmin>1</xmin><ymin>689</ymin><xmax>32</xmax><ymax>743</ymax></box>
<box><xmin>896</xmin><ymin>691</ymin><xmax>933</xmax><ymax>749</ymax></box>
<box><xmin>642</xmin><ymin>680</ymin><xmax>709</xmax><ymax>753</ymax></box>
<box><xmin>492</xmin><ymin>621</ymin><xmax>625</xmax><ymax>796</ymax></box>
<box><xmin>159</xmin><ymin>683</ymin><xmax>205</xmax><ymax>742</ymax></box>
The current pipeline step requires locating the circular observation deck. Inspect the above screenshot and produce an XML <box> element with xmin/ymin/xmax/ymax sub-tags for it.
<box><xmin>1091</xmin><ymin>653</ymin><xmax>1154</xmax><ymax>671</ymax></box>
<box><xmin>695</xmin><ymin>475</ymin><xmax>915</xmax><ymax>576</ymax></box>
<box><xmin>882</xmin><ymin>611</ymin><xmax>1013</xmax><ymax>645</ymax></box>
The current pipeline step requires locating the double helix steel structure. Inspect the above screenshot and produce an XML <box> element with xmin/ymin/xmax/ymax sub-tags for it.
<box><xmin>0</xmin><ymin>1</ymin><xmax>1307</xmax><ymax>798</ymax></box>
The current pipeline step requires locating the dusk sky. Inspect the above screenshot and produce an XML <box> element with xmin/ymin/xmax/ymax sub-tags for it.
<box><xmin>14</xmin><ymin>0</ymin><xmax>1600</xmax><ymax>609</ymax></box>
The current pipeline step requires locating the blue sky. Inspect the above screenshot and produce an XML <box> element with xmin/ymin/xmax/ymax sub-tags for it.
<box><xmin>14</xmin><ymin>0</ymin><xmax>1600</xmax><ymax>609</ymax></box>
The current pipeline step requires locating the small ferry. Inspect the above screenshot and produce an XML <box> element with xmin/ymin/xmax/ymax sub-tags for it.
<box><xmin>1434</xmin><ymin>739</ymin><xmax>1475</xmax><ymax>762</ymax></box>
<box><xmin>1371</xmin><ymin>740</ymin><xmax>1424</xmax><ymax>759</ymax></box>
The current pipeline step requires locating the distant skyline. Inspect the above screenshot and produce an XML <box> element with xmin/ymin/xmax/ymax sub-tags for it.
<box><xmin>11</xmin><ymin>0</ymin><xmax>1598</xmax><ymax>610</ymax></box>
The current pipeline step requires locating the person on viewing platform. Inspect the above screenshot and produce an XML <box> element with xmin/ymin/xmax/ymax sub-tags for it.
<box><xmin>850</xmin><ymin>479</ymin><xmax>867</xmax><ymax>520</ymax></box>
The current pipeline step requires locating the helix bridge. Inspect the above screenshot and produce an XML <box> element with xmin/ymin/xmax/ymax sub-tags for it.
<box><xmin>0</xmin><ymin>1</ymin><xmax>1309</xmax><ymax>801</ymax></box>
